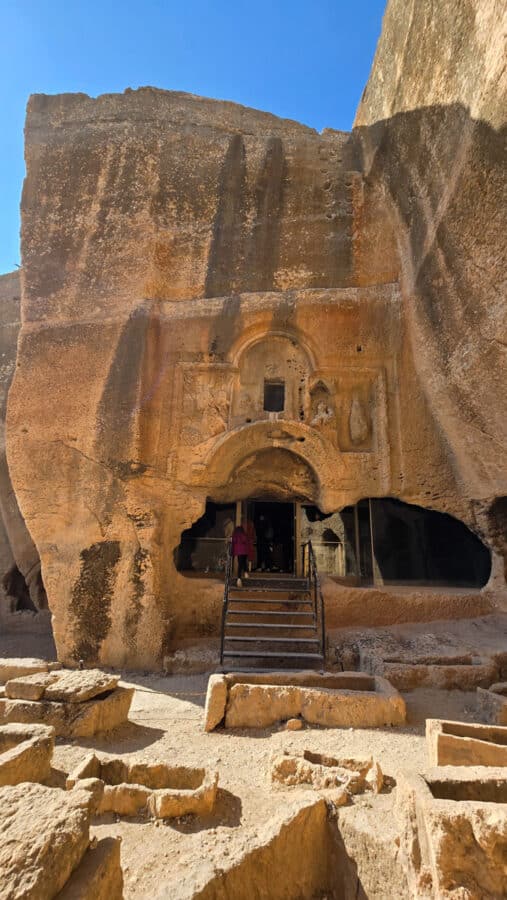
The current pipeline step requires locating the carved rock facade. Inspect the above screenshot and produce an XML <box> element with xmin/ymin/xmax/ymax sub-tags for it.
<box><xmin>4</xmin><ymin>0</ymin><xmax>506</xmax><ymax>667</ymax></box>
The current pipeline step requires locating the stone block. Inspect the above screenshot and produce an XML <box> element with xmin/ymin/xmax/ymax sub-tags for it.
<box><xmin>67</xmin><ymin>752</ymin><xmax>219</xmax><ymax>819</ymax></box>
<box><xmin>0</xmin><ymin>685</ymin><xmax>134</xmax><ymax>737</ymax></box>
<box><xmin>5</xmin><ymin>673</ymin><xmax>59</xmax><ymax>701</ymax></box>
<box><xmin>56</xmin><ymin>837</ymin><xmax>123</xmax><ymax>900</ymax></box>
<box><xmin>0</xmin><ymin>658</ymin><xmax>60</xmax><ymax>685</ymax></box>
<box><xmin>477</xmin><ymin>685</ymin><xmax>507</xmax><ymax>725</ymax></box>
<box><xmin>43</xmin><ymin>669</ymin><xmax>119</xmax><ymax>703</ymax></box>
<box><xmin>396</xmin><ymin>767</ymin><xmax>507</xmax><ymax>899</ymax></box>
<box><xmin>172</xmin><ymin>796</ymin><xmax>334</xmax><ymax>899</ymax></box>
<box><xmin>0</xmin><ymin>783</ymin><xmax>90</xmax><ymax>899</ymax></box>
<box><xmin>203</xmin><ymin>674</ymin><xmax>227</xmax><ymax>732</ymax></box>
<box><xmin>426</xmin><ymin>718</ymin><xmax>507</xmax><ymax>767</ymax></box>
<box><xmin>271</xmin><ymin>750</ymin><xmax>382</xmax><ymax>798</ymax></box>
<box><xmin>205</xmin><ymin>671</ymin><xmax>406</xmax><ymax>730</ymax></box>
<box><xmin>0</xmin><ymin>723</ymin><xmax>54</xmax><ymax>786</ymax></box>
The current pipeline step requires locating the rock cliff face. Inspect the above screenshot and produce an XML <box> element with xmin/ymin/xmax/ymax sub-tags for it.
<box><xmin>354</xmin><ymin>0</ymin><xmax>507</xmax><ymax>573</ymax></box>
<box><xmin>0</xmin><ymin>272</ymin><xmax>43</xmax><ymax>615</ymax></box>
<box><xmin>5</xmin><ymin>0</ymin><xmax>506</xmax><ymax>667</ymax></box>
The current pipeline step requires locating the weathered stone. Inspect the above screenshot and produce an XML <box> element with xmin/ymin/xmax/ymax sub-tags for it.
<box><xmin>213</xmin><ymin>671</ymin><xmax>405</xmax><ymax>730</ymax></box>
<box><xmin>396</xmin><ymin>768</ymin><xmax>507</xmax><ymax>899</ymax></box>
<box><xmin>5</xmin><ymin>672</ymin><xmax>58</xmax><ymax>700</ymax></box>
<box><xmin>271</xmin><ymin>751</ymin><xmax>378</xmax><ymax>797</ymax></box>
<box><xmin>427</xmin><ymin>719</ymin><xmax>507</xmax><ymax>767</ymax></box>
<box><xmin>67</xmin><ymin>752</ymin><xmax>218</xmax><ymax>819</ymax></box>
<box><xmin>41</xmin><ymin>668</ymin><xmax>119</xmax><ymax>703</ymax></box>
<box><xmin>203</xmin><ymin>674</ymin><xmax>227</xmax><ymax>732</ymax></box>
<box><xmin>476</xmin><ymin>685</ymin><xmax>507</xmax><ymax>726</ymax></box>
<box><xmin>0</xmin><ymin>685</ymin><xmax>133</xmax><ymax>737</ymax></box>
<box><xmin>0</xmin><ymin>723</ymin><xmax>54</xmax><ymax>786</ymax></box>
<box><xmin>0</xmin><ymin>783</ymin><xmax>90</xmax><ymax>899</ymax></box>
<box><xmin>381</xmin><ymin>660</ymin><xmax>498</xmax><ymax>692</ymax></box>
<box><xmin>286</xmin><ymin>718</ymin><xmax>303</xmax><ymax>731</ymax></box>
<box><xmin>0</xmin><ymin>659</ymin><xmax>57</xmax><ymax>685</ymax></box>
<box><xmin>172</xmin><ymin>796</ymin><xmax>337</xmax><ymax>899</ymax></box>
<box><xmin>56</xmin><ymin>837</ymin><xmax>123</xmax><ymax>900</ymax></box>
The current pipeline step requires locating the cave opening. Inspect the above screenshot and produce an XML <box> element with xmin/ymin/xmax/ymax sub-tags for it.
<box><xmin>175</xmin><ymin>496</ymin><xmax>491</xmax><ymax>588</ymax></box>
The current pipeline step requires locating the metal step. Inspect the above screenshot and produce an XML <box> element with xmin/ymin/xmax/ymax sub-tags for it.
<box><xmin>222</xmin><ymin>650</ymin><xmax>324</xmax><ymax>659</ymax></box>
<box><xmin>226</xmin><ymin>609</ymin><xmax>315</xmax><ymax>618</ymax></box>
<box><xmin>230</xmin><ymin>585</ymin><xmax>310</xmax><ymax>594</ymax></box>
<box><xmin>224</xmin><ymin>636</ymin><xmax>320</xmax><ymax>645</ymax></box>
<box><xmin>225</xmin><ymin>622</ymin><xmax>318</xmax><ymax>630</ymax></box>
<box><xmin>228</xmin><ymin>597</ymin><xmax>313</xmax><ymax>606</ymax></box>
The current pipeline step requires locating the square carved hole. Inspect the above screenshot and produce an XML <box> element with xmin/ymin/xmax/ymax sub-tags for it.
<box><xmin>264</xmin><ymin>380</ymin><xmax>285</xmax><ymax>412</ymax></box>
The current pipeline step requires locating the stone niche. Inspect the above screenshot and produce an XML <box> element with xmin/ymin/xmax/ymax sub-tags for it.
<box><xmin>426</xmin><ymin>718</ymin><xmax>507</xmax><ymax>767</ymax></box>
<box><xmin>204</xmin><ymin>670</ymin><xmax>406</xmax><ymax>731</ymax></box>
<box><xmin>67</xmin><ymin>752</ymin><xmax>219</xmax><ymax>819</ymax></box>
<box><xmin>231</xmin><ymin>334</ymin><xmax>312</xmax><ymax>428</ymax></box>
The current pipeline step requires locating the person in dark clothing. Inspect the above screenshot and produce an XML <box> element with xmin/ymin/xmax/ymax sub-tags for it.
<box><xmin>256</xmin><ymin>515</ymin><xmax>274</xmax><ymax>571</ymax></box>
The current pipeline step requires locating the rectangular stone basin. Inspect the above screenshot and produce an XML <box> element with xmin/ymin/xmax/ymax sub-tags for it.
<box><xmin>427</xmin><ymin>718</ymin><xmax>507</xmax><ymax>767</ymax></box>
<box><xmin>67</xmin><ymin>752</ymin><xmax>219</xmax><ymax>819</ymax></box>
<box><xmin>396</xmin><ymin>767</ymin><xmax>507</xmax><ymax>898</ymax></box>
<box><xmin>363</xmin><ymin>651</ymin><xmax>498</xmax><ymax>691</ymax></box>
<box><xmin>204</xmin><ymin>670</ymin><xmax>406</xmax><ymax>730</ymax></box>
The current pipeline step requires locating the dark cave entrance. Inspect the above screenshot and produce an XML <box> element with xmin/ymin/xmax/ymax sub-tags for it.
<box><xmin>175</xmin><ymin>497</ymin><xmax>491</xmax><ymax>588</ymax></box>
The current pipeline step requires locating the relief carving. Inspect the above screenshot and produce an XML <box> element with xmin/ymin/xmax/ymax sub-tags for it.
<box><xmin>349</xmin><ymin>394</ymin><xmax>370</xmax><ymax>445</ymax></box>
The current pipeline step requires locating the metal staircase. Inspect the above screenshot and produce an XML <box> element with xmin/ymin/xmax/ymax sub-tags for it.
<box><xmin>219</xmin><ymin>541</ymin><xmax>326</xmax><ymax>670</ymax></box>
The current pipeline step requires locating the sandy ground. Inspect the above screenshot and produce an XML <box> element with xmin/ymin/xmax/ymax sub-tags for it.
<box><xmin>1</xmin><ymin>612</ymin><xmax>506</xmax><ymax>897</ymax></box>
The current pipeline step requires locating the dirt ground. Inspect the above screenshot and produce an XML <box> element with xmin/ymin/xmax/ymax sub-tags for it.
<box><xmin>1</xmin><ymin>612</ymin><xmax>506</xmax><ymax>898</ymax></box>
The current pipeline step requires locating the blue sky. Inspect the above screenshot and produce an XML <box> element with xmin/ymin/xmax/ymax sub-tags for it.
<box><xmin>0</xmin><ymin>0</ymin><xmax>385</xmax><ymax>275</ymax></box>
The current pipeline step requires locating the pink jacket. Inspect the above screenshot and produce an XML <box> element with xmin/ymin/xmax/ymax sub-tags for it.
<box><xmin>231</xmin><ymin>527</ymin><xmax>251</xmax><ymax>557</ymax></box>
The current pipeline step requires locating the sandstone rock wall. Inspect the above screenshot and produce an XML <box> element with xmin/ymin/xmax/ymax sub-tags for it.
<box><xmin>6</xmin><ymin>2</ymin><xmax>506</xmax><ymax>667</ymax></box>
<box><xmin>0</xmin><ymin>271</ymin><xmax>43</xmax><ymax>614</ymax></box>
<box><xmin>354</xmin><ymin>0</ymin><xmax>507</xmax><ymax>573</ymax></box>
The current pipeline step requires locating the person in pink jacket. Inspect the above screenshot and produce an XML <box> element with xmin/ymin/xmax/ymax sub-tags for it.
<box><xmin>231</xmin><ymin>519</ymin><xmax>253</xmax><ymax>587</ymax></box>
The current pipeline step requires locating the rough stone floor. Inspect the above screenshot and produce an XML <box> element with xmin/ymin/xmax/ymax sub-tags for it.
<box><xmin>1</xmin><ymin>612</ymin><xmax>506</xmax><ymax>898</ymax></box>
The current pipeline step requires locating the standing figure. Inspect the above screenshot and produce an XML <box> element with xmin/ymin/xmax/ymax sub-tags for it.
<box><xmin>245</xmin><ymin>518</ymin><xmax>256</xmax><ymax>572</ymax></box>
<box><xmin>231</xmin><ymin>519</ymin><xmax>253</xmax><ymax>587</ymax></box>
<box><xmin>256</xmin><ymin>515</ymin><xmax>274</xmax><ymax>572</ymax></box>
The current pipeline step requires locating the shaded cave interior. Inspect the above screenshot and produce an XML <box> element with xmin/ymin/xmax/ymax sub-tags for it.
<box><xmin>176</xmin><ymin>495</ymin><xmax>491</xmax><ymax>589</ymax></box>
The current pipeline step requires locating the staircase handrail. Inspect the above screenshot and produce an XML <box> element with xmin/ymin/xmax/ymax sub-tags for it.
<box><xmin>220</xmin><ymin>540</ymin><xmax>233</xmax><ymax>665</ymax></box>
<box><xmin>305</xmin><ymin>540</ymin><xmax>326</xmax><ymax>663</ymax></box>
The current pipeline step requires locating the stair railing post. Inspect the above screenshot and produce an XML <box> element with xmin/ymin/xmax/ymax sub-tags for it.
<box><xmin>220</xmin><ymin>541</ymin><xmax>232</xmax><ymax>666</ymax></box>
<box><xmin>307</xmin><ymin>540</ymin><xmax>326</xmax><ymax>666</ymax></box>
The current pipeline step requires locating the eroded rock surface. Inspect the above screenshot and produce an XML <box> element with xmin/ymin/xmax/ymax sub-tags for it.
<box><xmin>0</xmin><ymin>782</ymin><xmax>90</xmax><ymax>899</ymax></box>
